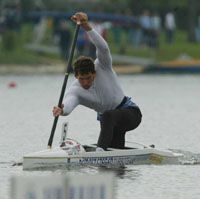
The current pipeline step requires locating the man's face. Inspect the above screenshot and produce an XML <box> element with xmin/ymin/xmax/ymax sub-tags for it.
<box><xmin>75</xmin><ymin>72</ymin><xmax>96</xmax><ymax>90</ymax></box>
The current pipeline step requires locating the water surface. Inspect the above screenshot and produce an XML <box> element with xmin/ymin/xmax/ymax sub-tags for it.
<box><xmin>0</xmin><ymin>74</ymin><xmax>200</xmax><ymax>199</ymax></box>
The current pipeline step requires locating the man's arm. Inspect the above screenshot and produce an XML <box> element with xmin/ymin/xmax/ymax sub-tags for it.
<box><xmin>52</xmin><ymin>91</ymin><xmax>79</xmax><ymax>117</ymax></box>
<box><xmin>87</xmin><ymin>30</ymin><xmax>112</xmax><ymax>69</ymax></box>
<box><xmin>62</xmin><ymin>94</ymin><xmax>79</xmax><ymax>116</ymax></box>
<box><xmin>52</xmin><ymin>82</ymin><xmax>79</xmax><ymax>117</ymax></box>
<box><xmin>71</xmin><ymin>12</ymin><xmax>112</xmax><ymax>69</ymax></box>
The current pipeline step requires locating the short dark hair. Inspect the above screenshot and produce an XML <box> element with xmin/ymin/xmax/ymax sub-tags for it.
<box><xmin>73</xmin><ymin>56</ymin><xmax>95</xmax><ymax>76</ymax></box>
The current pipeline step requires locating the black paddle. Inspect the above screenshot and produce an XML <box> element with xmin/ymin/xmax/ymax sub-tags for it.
<box><xmin>48</xmin><ymin>23</ymin><xmax>80</xmax><ymax>148</ymax></box>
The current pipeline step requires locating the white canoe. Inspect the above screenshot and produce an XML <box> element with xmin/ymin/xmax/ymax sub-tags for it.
<box><xmin>23</xmin><ymin>123</ymin><xmax>183</xmax><ymax>170</ymax></box>
<box><xmin>23</xmin><ymin>138</ymin><xmax>183</xmax><ymax>170</ymax></box>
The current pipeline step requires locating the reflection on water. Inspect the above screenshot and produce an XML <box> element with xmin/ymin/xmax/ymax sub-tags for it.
<box><xmin>98</xmin><ymin>166</ymin><xmax>141</xmax><ymax>181</ymax></box>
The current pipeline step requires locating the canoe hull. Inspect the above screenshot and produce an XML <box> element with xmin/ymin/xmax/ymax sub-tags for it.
<box><xmin>23</xmin><ymin>147</ymin><xmax>182</xmax><ymax>170</ymax></box>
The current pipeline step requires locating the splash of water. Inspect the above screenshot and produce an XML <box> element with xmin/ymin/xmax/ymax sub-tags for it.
<box><xmin>170</xmin><ymin>149</ymin><xmax>200</xmax><ymax>165</ymax></box>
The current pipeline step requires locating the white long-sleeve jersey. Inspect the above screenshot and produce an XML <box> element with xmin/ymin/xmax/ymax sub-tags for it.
<box><xmin>62</xmin><ymin>29</ymin><xmax>126</xmax><ymax>116</ymax></box>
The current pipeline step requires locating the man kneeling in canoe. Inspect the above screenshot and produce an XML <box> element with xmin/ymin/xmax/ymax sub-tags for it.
<box><xmin>53</xmin><ymin>12</ymin><xmax>142</xmax><ymax>151</ymax></box>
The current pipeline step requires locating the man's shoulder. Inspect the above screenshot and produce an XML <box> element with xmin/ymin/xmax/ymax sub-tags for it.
<box><xmin>68</xmin><ymin>80</ymin><xmax>81</xmax><ymax>93</ymax></box>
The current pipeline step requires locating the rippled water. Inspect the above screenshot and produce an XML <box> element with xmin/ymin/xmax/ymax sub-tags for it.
<box><xmin>1</xmin><ymin>74</ymin><xmax>200</xmax><ymax>199</ymax></box>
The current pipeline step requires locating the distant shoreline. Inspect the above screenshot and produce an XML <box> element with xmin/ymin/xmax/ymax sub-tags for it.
<box><xmin>0</xmin><ymin>64</ymin><xmax>144</xmax><ymax>75</ymax></box>
<box><xmin>0</xmin><ymin>64</ymin><xmax>65</xmax><ymax>75</ymax></box>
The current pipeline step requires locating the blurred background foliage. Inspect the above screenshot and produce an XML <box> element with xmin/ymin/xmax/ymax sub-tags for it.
<box><xmin>18</xmin><ymin>0</ymin><xmax>191</xmax><ymax>28</ymax></box>
<box><xmin>0</xmin><ymin>0</ymin><xmax>200</xmax><ymax>65</ymax></box>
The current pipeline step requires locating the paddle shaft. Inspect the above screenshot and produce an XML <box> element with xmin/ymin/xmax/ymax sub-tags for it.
<box><xmin>48</xmin><ymin>24</ymin><xmax>80</xmax><ymax>148</ymax></box>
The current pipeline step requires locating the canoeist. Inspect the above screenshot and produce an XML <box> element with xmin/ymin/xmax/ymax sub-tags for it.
<box><xmin>53</xmin><ymin>12</ymin><xmax>142</xmax><ymax>151</ymax></box>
